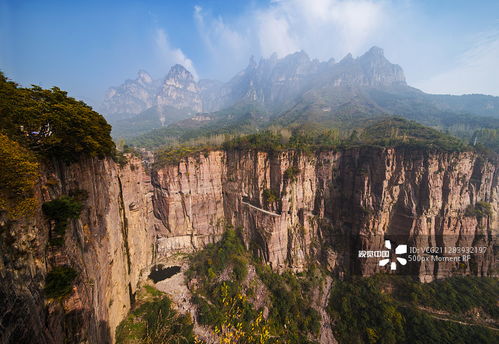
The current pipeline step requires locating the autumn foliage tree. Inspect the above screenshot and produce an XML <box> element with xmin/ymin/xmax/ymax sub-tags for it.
<box><xmin>0</xmin><ymin>133</ymin><xmax>39</xmax><ymax>218</ymax></box>
<box><xmin>215</xmin><ymin>282</ymin><xmax>272</xmax><ymax>344</ymax></box>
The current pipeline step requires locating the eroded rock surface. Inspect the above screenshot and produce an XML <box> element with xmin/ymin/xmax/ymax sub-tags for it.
<box><xmin>1</xmin><ymin>147</ymin><xmax>497</xmax><ymax>343</ymax></box>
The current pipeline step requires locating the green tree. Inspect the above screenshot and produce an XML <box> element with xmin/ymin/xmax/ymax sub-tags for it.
<box><xmin>0</xmin><ymin>72</ymin><xmax>115</xmax><ymax>162</ymax></box>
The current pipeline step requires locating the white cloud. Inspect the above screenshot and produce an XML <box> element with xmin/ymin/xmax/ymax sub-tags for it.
<box><xmin>255</xmin><ymin>5</ymin><xmax>299</xmax><ymax>57</ymax></box>
<box><xmin>257</xmin><ymin>0</ymin><xmax>386</xmax><ymax>58</ymax></box>
<box><xmin>155</xmin><ymin>28</ymin><xmax>199</xmax><ymax>80</ymax></box>
<box><xmin>415</xmin><ymin>30</ymin><xmax>499</xmax><ymax>96</ymax></box>
<box><xmin>194</xmin><ymin>0</ymin><xmax>387</xmax><ymax>64</ymax></box>
<box><xmin>194</xmin><ymin>6</ymin><xmax>247</xmax><ymax>56</ymax></box>
<box><xmin>193</xmin><ymin>6</ymin><xmax>252</xmax><ymax>79</ymax></box>
<box><xmin>192</xmin><ymin>0</ymin><xmax>499</xmax><ymax>96</ymax></box>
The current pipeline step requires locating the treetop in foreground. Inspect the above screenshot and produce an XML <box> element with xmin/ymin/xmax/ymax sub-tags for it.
<box><xmin>0</xmin><ymin>72</ymin><xmax>115</xmax><ymax>162</ymax></box>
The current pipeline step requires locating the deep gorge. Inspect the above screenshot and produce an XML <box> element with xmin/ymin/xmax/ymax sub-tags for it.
<box><xmin>0</xmin><ymin>146</ymin><xmax>497</xmax><ymax>343</ymax></box>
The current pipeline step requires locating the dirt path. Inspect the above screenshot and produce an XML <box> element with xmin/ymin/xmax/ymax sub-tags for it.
<box><xmin>400</xmin><ymin>304</ymin><xmax>499</xmax><ymax>332</ymax></box>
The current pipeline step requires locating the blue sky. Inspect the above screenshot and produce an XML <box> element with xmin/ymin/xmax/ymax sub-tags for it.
<box><xmin>1</xmin><ymin>0</ymin><xmax>499</xmax><ymax>106</ymax></box>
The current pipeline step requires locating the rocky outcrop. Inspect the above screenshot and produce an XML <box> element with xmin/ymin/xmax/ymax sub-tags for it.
<box><xmin>1</xmin><ymin>146</ymin><xmax>497</xmax><ymax>343</ymax></box>
<box><xmin>101</xmin><ymin>65</ymin><xmax>202</xmax><ymax>125</ymax></box>
<box><xmin>338</xmin><ymin>46</ymin><xmax>406</xmax><ymax>87</ymax></box>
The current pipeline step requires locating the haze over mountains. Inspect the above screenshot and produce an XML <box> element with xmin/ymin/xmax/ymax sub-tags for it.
<box><xmin>101</xmin><ymin>46</ymin><xmax>499</xmax><ymax>140</ymax></box>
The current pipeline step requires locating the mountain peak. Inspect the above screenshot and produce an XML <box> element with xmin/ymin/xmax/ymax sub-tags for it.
<box><xmin>157</xmin><ymin>64</ymin><xmax>201</xmax><ymax>112</ymax></box>
<box><xmin>339</xmin><ymin>53</ymin><xmax>354</xmax><ymax>63</ymax></box>
<box><xmin>167</xmin><ymin>64</ymin><xmax>194</xmax><ymax>81</ymax></box>
<box><xmin>356</xmin><ymin>46</ymin><xmax>406</xmax><ymax>86</ymax></box>
<box><xmin>286</xmin><ymin>50</ymin><xmax>310</xmax><ymax>62</ymax></box>
<box><xmin>363</xmin><ymin>46</ymin><xmax>384</xmax><ymax>58</ymax></box>
<box><xmin>248</xmin><ymin>55</ymin><xmax>257</xmax><ymax>69</ymax></box>
<box><xmin>137</xmin><ymin>70</ymin><xmax>153</xmax><ymax>84</ymax></box>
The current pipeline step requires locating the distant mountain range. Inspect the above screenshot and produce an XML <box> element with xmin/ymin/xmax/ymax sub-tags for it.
<box><xmin>100</xmin><ymin>46</ymin><xmax>499</xmax><ymax>141</ymax></box>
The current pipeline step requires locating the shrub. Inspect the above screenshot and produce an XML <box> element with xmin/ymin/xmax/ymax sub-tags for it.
<box><xmin>116</xmin><ymin>287</ymin><xmax>196</xmax><ymax>344</ymax></box>
<box><xmin>464</xmin><ymin>201</ymin><xmax>492</xmax><ymax>218</ymax></box>
<box><xmin>0</xmin><ymin>72</ymin><xmax>115</xmax><ymax>162</ymax></box>
<box><xmin>328</xmin><ymin>278</ymin><xmax>404</xmax><ymax>344</ymax></box>
<box><xmin>256</xmin><ymin>266</ymin><xmax>322</xmax><ymax>342</ymax></box>
<box><xmin>329</xmin><ymin>275</ymin><xmax>499</xmax><ymax>344</ymax></box>
<box><xmin>0</xmin><ymin>73</ymin><xmax>115</xmax><ymax>214</ymax></box>
<box><xmin>42</xmin><ymin>196</ymin><xmax>83</xmax><ymax>246</ymax></box>
<box><xmin>475</xmin><ymin>201</ymin><xmax>492</xmax><ymax>218</ymax></box>
<box><xmin>44</xmin><ymin>265</ymin><xmax>78</xmax><ymax>299</ymax></box>
<box><xmin>284</xmin><ymin>167</ymin><xmax>300</xmax><ymax>182</ymax></box>
<box><xmin>262</xmin><ymin>188</ymin><xmax>277</xmax><ymax>205</ymax></box>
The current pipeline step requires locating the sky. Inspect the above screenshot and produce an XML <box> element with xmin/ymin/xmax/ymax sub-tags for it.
<box><xmin>1</xmin><ymin>0</ymin><xmax>499</xmax><ymax>106</ymax></box>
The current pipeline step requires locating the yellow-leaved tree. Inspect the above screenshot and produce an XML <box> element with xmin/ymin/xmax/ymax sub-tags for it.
<box><xmin>215</xmin><ymin>282</ymin><xmax>272</xmax><ymax>344</ymax></box>
<box><xmin>0</xmin><ymin>133</ymin><xmax>39</xmax><ymax>219</ymax></box>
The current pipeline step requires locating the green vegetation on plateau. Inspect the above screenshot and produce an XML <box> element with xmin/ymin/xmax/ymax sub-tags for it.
<box><xmin>472</xmin><ymin>128</ymin><xmax>499</xmax><ymax>152</ymax></box>
<box><xmin>153</xmin><ymin>145</ymin><xmax>212</xmax><ymax>168</ymax></box>
<box><xmin>359</xmin><ymin>117</ymin><xmax>467</xmax><ymax>152</ymax></box>
<box><xmin>152</xmin><ymin>117</ymin><xmax>472</xmax><ymax>168</ymax></box>
<box><xmin>115</xmin><ymin>286</ymin><xmax>196</xmax><ymax>344</ymax></box>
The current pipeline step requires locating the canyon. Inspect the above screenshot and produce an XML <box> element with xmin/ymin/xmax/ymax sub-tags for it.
<box><xmin>0</xmin><ymin>146</ymin><xmax>497</xmax><ymax>343</ymax></box>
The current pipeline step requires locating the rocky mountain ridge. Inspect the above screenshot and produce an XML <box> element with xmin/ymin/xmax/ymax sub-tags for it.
<box><xmin>100</xmin><ymin>70</ymin><xmax>158</xmax><ymax>120</ymax></box>
<box><xmin>106</xmin><ymin>46</ymin><xmax>499</xmax><ymax>142</ymax></box>
<box><xmin>103</xmin><ymin>47</ymin><xmax>407</xmax><ymax>119</ymax></box>
<box><xmin>101</xmin><ymin>65</ymin><xmax>203</xmax><ymax>125</ymax></box>
<box><xmin>102</xmin><ymin>46</ymin><xmax>413</xmax><ymax>136</ymax></box>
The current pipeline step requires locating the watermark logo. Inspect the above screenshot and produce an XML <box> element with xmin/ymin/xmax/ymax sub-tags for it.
<box><xmin>355</xmin><ymin>235</ymin><xmax>487</xmax><ymax>275</ymax></box>
<box><xmin>358</xmin><ymin>240</ymin><xmax>407</xmax><ymax>270</ymax></box>
<box><xmin>378</xmin><ymin>240</ymin><xmax>407</xmax><ymax>270</ymax></box>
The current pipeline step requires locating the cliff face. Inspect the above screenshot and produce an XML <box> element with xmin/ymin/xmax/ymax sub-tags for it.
<box><xmin>151</xmin><ymin>151</ymin><xmax>226</xmax><ymax>255</ymax></box>
<box><xmin>0</xmin><ymin>156</ymin><xmax>155</xmax><ymax>344</ymax></box>
<box><xmin>1</xmin><ymin>147</ymin><xmax>497</xmax><ymax>343</ymax></box>
<box><xmin>153</xmin><ymin>148</ymin><xmax>497</xmax><ymax>281</ymax></box>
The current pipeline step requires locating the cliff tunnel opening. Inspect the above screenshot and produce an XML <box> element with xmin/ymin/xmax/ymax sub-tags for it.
<box><xmin>148</xmin><ymin>265</ymin><xmax>181</xmax><ymax>283</ymax></box>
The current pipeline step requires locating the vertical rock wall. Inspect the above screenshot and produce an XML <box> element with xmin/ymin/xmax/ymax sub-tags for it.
<box><xmin>152</xmin><ymin>147</ymin><xmax>497</xmax><ymax>279</ymax></box>
<box><xmin>0</xmin><ymin>147</ymin><xmax>497</xmax><ymax>343</ymax></box>
<box><xmin>0</xmin><ymin>156</ymin><xmax>155</xmax><ymax>344</ymax></box>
